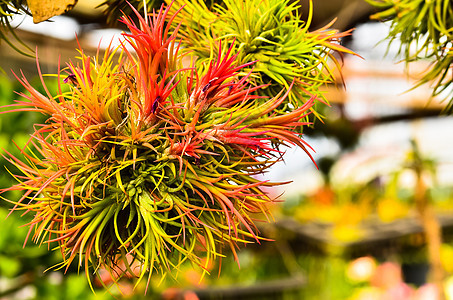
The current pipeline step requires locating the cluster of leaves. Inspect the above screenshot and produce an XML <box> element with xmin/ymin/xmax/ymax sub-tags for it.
<box><xmin>0</xmin><ymin>0</ymin><xmax>32</xmax><ymax>57</ymax></box>
<box><xmin>366</xmin><ymin>0</ymin><xmax>453</xmax><ymax>112</ymax></box>
<box><xmin>0</xmin><ymin>76</ymin><xmax>50</xmax><ymax>283</ymax></box>
<box><xmin>0</xmin><ymin>76</ymin><xmax>111</xmax><ymax>300</ymax></box>
<box><xmin>164</xmin><ymin>0</ymin><xmax>355</xmax><ymax>119</ymax></box>
<box><xmin>0</xmin><ymin>3</ymin><xmax>315</xmax><ymax>291</ymax></box>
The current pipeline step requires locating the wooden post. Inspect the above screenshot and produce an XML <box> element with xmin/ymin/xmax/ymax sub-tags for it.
<box><xmin>414</xmin><ymin>167</ymin><xmax>445</xmax><ymax>299</ymax></box>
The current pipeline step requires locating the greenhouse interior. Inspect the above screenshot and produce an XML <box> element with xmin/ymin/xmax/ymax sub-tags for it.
<box><xmin>0</xmin><ymin>0</ymin><xmax>452</xmax><ymax>299</ymax></box>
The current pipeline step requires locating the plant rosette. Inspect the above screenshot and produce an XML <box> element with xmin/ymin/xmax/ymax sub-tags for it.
<box><xmin>0</xmin><ymin>3</ymin><xmax>315</xmax><ymax>292</ymax></box>
<box><xmin>165</xmin><ymin>0</ymin><xmax>356</xmax><ymax>120</ymax></box>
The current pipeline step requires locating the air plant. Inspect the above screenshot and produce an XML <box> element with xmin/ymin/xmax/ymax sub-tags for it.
<box><xmin>0</xmin><ymin>3</ymin><xmax>315</xmax><ymax>291</ymax></box>
<box><xmin>164</xmin><ymin>0</ymin><xmax>355</xmax><ymax>119</ymax></box>
<box><xmin>366</xmin><ymin>0</ymin><xmax>453</xmax><ymax>112</ymax></box>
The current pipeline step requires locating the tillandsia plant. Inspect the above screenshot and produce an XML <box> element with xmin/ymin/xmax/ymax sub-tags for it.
<box><xmin>164</xmin><ymin>0</ymin><xmax>355</xmax><ymax>119</ymax></box>
<box><xmin>0</xmin><ymin>2</ymin><xmax>315</xmax><ymax>292</ymax></box>
<box><xmin>366</xmin><ymin>0</ymin><xmax>453</xmax><ymax>112</ymax></box>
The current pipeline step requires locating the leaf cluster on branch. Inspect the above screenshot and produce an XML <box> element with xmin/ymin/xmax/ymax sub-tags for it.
<box><xmin>366</xmin><ymin>0</ymin><xmax>453</xmax><ymax>112</ymax></box>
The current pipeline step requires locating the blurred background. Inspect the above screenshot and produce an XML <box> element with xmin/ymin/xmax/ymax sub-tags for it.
<box><xmin>1</xmin><ymin>0</ymin><xmax>453</xmax><ymax>299</ymax></box>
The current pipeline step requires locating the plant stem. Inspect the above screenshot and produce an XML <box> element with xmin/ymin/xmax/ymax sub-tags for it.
<box><xmin>0</xmin><ymin>272</ymin><xmax>35</xmax><ymax>298</ymax></box>
<box><xmin>415</xmin><ymin>169</ymin><xmax>445</xmax><ymax>299</ymax></box>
